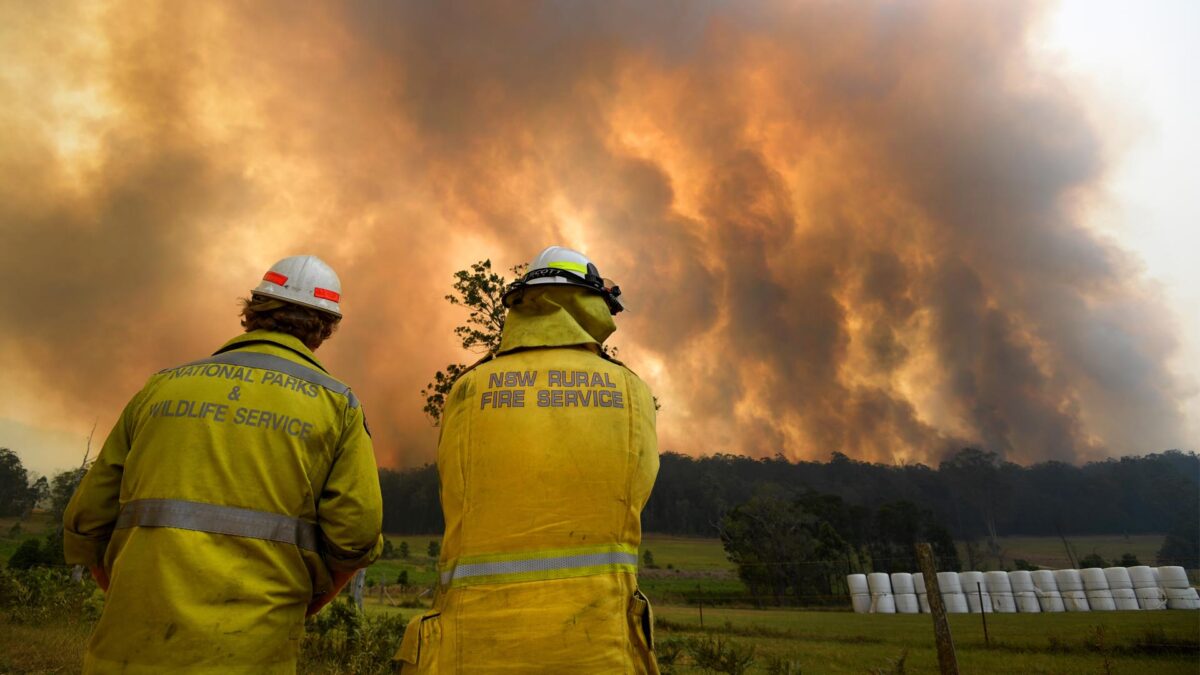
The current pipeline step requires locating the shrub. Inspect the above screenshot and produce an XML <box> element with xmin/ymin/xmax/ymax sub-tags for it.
<box><xmin>684</xmin><ymin>635</ymin><xmax>755</xmax><ymax>675</ymax></box>
<box><xmin>7</xmin><ymin>532</ymin><xmax>66</xmax><ymax>570</ymax></box>
<box><xmin>1118</xmin><ymin>552</ymin><xmax>1140</xmax><ymax>567</ymax></box>
<box><xmin>0</xmin><ymin>566</ymin><xmax>96</xmax><ymax>624</ymax></box>
<box><xmin>7</xmin><ymin>539</ymin><xmax>45</xmax><ymax>570</ymax></box>
<box><xmin>656</xmin><ymin>637</ymin><xmax>684</xmax><ymax>671</ymax></box>
<box><xmin>302</xmin><ymin>597</ymin><xmax>407</xmax><ymax>674</ymax></box>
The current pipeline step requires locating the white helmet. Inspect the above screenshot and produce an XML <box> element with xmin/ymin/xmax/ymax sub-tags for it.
<box><xmin>502</xmin><ymin>245</ymin><xmax>624</xmax><ymax>314</ymax></box>
<box><xmin>251</xmin><ymin>255</ymin><xmax>343</xmax><ymax>317</ymax></box>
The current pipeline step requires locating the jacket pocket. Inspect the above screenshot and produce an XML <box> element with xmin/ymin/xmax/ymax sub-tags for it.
<box><xmin>628</xmin><ymin>589</ymin><xmax>660</xmax><ymax>675</ymax></box>
<box><xmin>396</xmin><ymin>610</ymin><xmax>441</xmax><ymax>673</ymax></box>
<box><xmin>629</xmin><ymin>588</ymin><xmax>655</xmax><ymax>652</ymax></box>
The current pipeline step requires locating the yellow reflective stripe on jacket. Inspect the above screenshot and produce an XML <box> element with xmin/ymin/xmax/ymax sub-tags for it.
<box><xmin>115</xmin><ymin>498</ymin><xmax>320</xmax><ymax>552</ymax></box>
<box><xmin>440</xmin><ymin>544</ymin><xmax>638</xmax><ymax>588</ymax></box>
<box><xmin>547</xmin><ymin>261</ymin><xmax>589</xmax><ymax>275</ymax></box>
<box><xmin>170</xmin><ymin>351</ymin><xmax>360</xmax><ymax>409</ymax></box>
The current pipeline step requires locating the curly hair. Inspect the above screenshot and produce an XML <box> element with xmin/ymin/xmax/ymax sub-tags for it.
<box><xmin>240</xmin><ymin>297</ymin><xmax>341</xmax><ymax>350</ymax></box>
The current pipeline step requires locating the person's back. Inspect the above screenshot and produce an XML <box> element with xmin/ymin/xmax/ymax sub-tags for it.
<box><xmin>398</xmin><ymin>247</ymin><xmax>659</xmax><ymax>674</ymax></box>
<box><xmin>64</xmin><ymin>256</ymin><xmax>383</xmax><ymax>674</ymax></box>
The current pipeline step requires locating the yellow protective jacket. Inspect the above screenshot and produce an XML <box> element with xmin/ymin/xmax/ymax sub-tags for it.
<box><xmin>63</xmin><ymin>330</ymin><xmax>383</xmax><ymax>674</ymax></box>
<box><xmin>398</xmin><ymin>287</ymin><xmax>660</xmax><ymax>674</ymax></box>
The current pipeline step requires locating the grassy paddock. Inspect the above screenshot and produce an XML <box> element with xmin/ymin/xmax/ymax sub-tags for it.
<box><xmin>637</xmin><ymin>532</ymin><xmax>1169</xmax><ymax>574</ymax></box>
<box><xmin>641</xmin><ymin>535</ymin><xmax>735</xmax><ymax>571</ymax></box>
<box><xmin>0</xmin><ymin>615</ymin><xmax>91</xmax><ymax>674</ymax></box>
<box><xmin>654</xmin><ymin>606</ymin><xmax>1200</xmax><ymax>673</ymax></box>
<box><xmin>965</xmin><ymin>534</ymin><xmax>1167</xmax><ymax>570</ymax></box>
<box><xmin>0</xmin><ymin>513</ymin><xmax>54</xmax><ymax>561</ymax></box>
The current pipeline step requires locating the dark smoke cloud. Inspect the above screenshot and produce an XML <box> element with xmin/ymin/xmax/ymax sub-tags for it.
<box><xmin>0</xmin><ymin>0</ymin><xmax>1188</xmax><ymax>469</ymax></box>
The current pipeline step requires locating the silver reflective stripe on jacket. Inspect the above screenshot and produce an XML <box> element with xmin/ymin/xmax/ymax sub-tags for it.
<box><xmin>115</xmin><ymin>499</ymin><xmax>320</xmax><ymax>552</ymax></box>
<box><xmin>187</xmin><ymin>351</ymin><xmax>359</xmax><ymax>408</ymax></box>
<box><xmin>440</xmin><ymin>550</ymin><xmax>639</xmax><ymax>587</ymax></box>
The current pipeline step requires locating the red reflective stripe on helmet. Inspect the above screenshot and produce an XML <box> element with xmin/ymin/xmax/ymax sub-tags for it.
<box><xmin>314</xmin><ymin>287</ymin><xmax>340</xmax><ymax>302</ymax></box>
<box><xmin>263</xmin><ymin>271</ymin><xmax>288</xmax><ymax>286</ymax></box>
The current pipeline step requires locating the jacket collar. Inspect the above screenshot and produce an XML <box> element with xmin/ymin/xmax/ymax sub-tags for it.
<box><xmin>214</xmin><ymin>330</ymin><xmax>327</xmax><ymax>371</ymax></box>
<box><xmin>498</xmin><ymin>286</ymin><xmax>616</xmax><ymax>355</ymax></box>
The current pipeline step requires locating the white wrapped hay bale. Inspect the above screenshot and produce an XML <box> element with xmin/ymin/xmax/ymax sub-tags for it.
<box><xmin>1103</xmin><ymin>567</ymin><xmax>1139</xmax><ymax>610</ymax></box>
<box><xmin>912</xmin><ymin>572</ymin><xmax>930</xmax><ymax>613</ymax></box>
<box><xmin>1157</xmin><ymin>566</ymin><xmax>1190</xmax><ymax>589</ymax></box>
<box><xmin>937</xmin><ymin>571</ymin><xmax>963</xmax><ymax>593</ymax></box>
<box><xmin>1081</xmin><ymin>568</ymin><xmax>1116</xmax><ymax>611</ymax></box>
<box><xmin>1009</xmin><ymin>571</ymin><xmax>1042</xmax><ymax>613</ymax></box>
<box><xmin>1031</xmin><ymin>570</ymin><xmax>1065</xmax><ymax>612</ymax></box>
<box><xmin>1103</xmin><ymin>566</ymin><xmax>1134</xmax><ymax>590</ymax></box>
<box><xmin>937</xmin><ymin>572</ymin><xmax>968</xmax><ymax>613</ymax></box>
<box><xmin>1128</xmin><ymin>565</ymin><xmax>1157</xmax><ymax>588</ymax></box>
<box><xmin>890</xmin><ymin>572</ymin><xmax>915</xmax><ymax>594</ymax></box>
<box><xmin>868</xmin><ymin>572</ymin><xmax>896</xmax><ymax>613</ymax></box>
<box><xmin>848</xmin><ymin>574</ymin><xmax>872</xmax><ymax>613</ymax></box>
<box><xmin>891</xmin><ymin>573</ymin><xmax>920</xmax><ymax>614</ymax></box>
<box><xmin>848</xmin><ymin>573</ymin><xmax>870</xmax><ymax>594</ymax></box>
<box><xmin>1110</xmin><ymin>588</ymin><xmax>1140</xmax><ymax>611</ymax></box>
<box><xmin>959</xmin><ymin>571</ymin><xmax>992</xmax><ymax>613</ymax></box>
<box><xmin>1128</xmin><ymin>566</ymin><xmax>1165</xmax><ymax>610</ymax></box>
<box><xmin>1164</xmin><ymin>587</ymin><xmax>1200</xmax><ymax>610</ymax></box>
<box><xmin>1135</xmin><ymin>586</ymin><xmax>1168</xmax><ymax>610</ymax></box>
<box><xmin>1054</xmin><ymin>569</ymin><xmax>1090</xmax><ymax>612</ymax></box>
<box><xmin>985</xmin><ymin>571</ymin><xmax>1016</xmax><ymax>613</ymax></box>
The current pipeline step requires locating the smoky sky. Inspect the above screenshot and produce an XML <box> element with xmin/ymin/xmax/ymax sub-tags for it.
<box><xmin>0</xmin><ymin>0</ymin><xmax>1189</xmax><ymax>469</ymax></box>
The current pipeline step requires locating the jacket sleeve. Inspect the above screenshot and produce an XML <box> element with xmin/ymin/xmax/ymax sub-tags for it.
<box><xmin>318</xmin><ymin>398</ymin><xmax>384</xmax><ymax>573</ymax></box>
<box><xmin>63</xmin><ymin>389</ymin><xmax>144</xmax><ymax>567</ymax></box>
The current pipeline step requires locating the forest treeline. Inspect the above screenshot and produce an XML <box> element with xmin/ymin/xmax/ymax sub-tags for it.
<box><xmin>5</xmin><ymin>446</ymin><xmax>1195</xmax><ymax>570</ymax></box>
<box><xmin>379</xmin><ymin>448</ymin><xmax>1198</xmax><ymax>542</ymax></box>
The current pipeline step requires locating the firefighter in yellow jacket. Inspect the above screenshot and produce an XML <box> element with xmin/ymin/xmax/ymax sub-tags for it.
<box><xmin>398</xmin><ymin>246</ymin><xmax>660</xmax><ymax>673</ymax></box>
<box><xmin>64</xmin><ymin>255</ymin><xmax>383</xmax><ymax>674</ymax></box>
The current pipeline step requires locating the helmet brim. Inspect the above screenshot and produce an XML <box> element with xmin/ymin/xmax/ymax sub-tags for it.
<box><xmin>502</xmin><ymin>277</ymin><xmax>624</xmax><ymax>314</ymax></box>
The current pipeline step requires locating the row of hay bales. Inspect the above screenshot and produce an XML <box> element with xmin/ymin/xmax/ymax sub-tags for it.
<box><xmin>848</xmin><ymin>566</ymin><xmax>1200</xmax><ymax>614</ymax></box>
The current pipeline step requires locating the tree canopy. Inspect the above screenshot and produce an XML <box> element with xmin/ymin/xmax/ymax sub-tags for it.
<box><xmin>420</xmin><ymin>260</ymin><xmax>521</xmax><ymax>425</ymax></box>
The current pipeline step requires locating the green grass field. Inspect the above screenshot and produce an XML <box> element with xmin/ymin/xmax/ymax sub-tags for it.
<box><xmin>652</xmin><ymin>607</ymin><xmax>1199</xmax><ymax>673</ymax></box>
<box><xmin>963</xmin><ymin>534</ymin><xmax>1167</xmax><ymax>571</ymax></box>
<box><xmin>642</xmin><ymin>535</ymin><xmax>736</xmax><ymax>571</ymax></box>
<box><xmin>359</xmin><ymin>534</ymin><xmax>445</xmax><ymax>588</ymax></box>
<box><xmin>0</xmin><ymin>514</ymin><xmax>53</xmax><ymax>561</ymax></box>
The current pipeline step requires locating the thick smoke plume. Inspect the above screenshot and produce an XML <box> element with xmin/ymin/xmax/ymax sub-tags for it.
<box><xmin>0</xmin><ymin>1</ymin><xmax>1188</xmax><ymax>468</ymax></box>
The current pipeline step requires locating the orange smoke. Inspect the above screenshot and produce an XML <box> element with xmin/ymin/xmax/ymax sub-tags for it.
<box><xmin>0</xmin><ymin>1</ymin><xmax>1187</xmax><ymax>468</ymax></box>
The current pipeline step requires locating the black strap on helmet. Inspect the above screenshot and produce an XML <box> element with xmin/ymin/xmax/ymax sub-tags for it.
<box><xmin>505</xmin><ymin>263</ymin><xmax>623</xmax><ymax>314</ymax></box>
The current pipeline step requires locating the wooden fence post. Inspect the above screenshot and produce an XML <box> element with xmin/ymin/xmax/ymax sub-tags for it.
<box><xmin>917</xmin><ymin>543</ymin><xmax>960</xmax><ymax>675</ymax></box>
